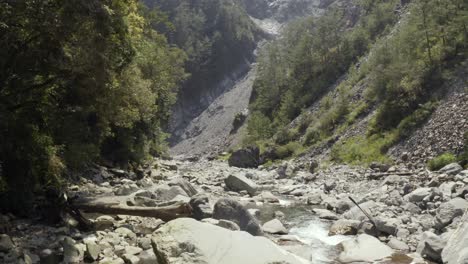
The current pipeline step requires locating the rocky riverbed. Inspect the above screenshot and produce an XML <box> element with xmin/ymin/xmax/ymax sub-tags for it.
<box><xmin>1</xmin><ymin>157</ymin><xmax>467</xmax><ymax>264</ymax></box>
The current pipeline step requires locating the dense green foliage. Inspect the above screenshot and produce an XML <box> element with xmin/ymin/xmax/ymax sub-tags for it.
<box><xmin>247</xmin><ymin>0</ymin><xmax>467</xmax><ymax>164</ymax></box>
<box><xmin>427</xmin><ymin>153</ymin><xmax>458</xmax><ymax>171</ymax></box>
<box><xmin>0</xmin><ymin>0</ymin><xmax>186</xmax><ymax>213</ymax></box>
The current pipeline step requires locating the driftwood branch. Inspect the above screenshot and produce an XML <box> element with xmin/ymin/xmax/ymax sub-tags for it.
<box><xmin>73</xmin><ymin>201</ymin><xmax>193</xmax><ymax>222</ymax></box>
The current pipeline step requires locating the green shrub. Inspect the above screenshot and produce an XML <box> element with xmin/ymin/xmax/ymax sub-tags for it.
<box><xmin>304</xmin><ymin>129</ymin><xmax>321</xmax><ymax>146</ymax></box>
<box><xmin>331</xmin><ymin>134</ymin><xmax>395</xmax><ymax>165</ymax></box>
<box><xmin>427</xmin><ymin>153</ymin><xmax>457</xmax><ymax>171</ymax></box>
<box><xmin>396</xmin><ymin>101</ymin><xmax>438</xmax><ymax>139</ymax></box>
<box><xmin>273</xmin><ymin>142</ymin><xmax>305</xmax><ymax>160</ymax></box>
<box><xmin>458</xmin><ymin>132</ymin><xmax>468</xmax><ymax>168</ymax></box>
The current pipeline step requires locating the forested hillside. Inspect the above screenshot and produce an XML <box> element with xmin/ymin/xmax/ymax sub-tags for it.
<box><xmin>246</xmin><ymin>0</ymin><xmax>468</xmax><ymax>165</ymax></box>
<box><xmin>144</xmin><ymin>0</ymin><xmax>263</xmax><ymax>139</ymax></box>
<box><xmin>0</xmin><ymin>0</ymin><xmax>186</xmax><ymax>213</ymax></box>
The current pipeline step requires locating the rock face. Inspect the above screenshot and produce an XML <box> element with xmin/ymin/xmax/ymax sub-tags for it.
<box><xmin>225</xmin><ymin>174</ymin><xmax>258</xmax><ymax>196</ymax></box>
<box><xmin>228</xmin><ymin>146</ymin><xmax>260</xmax><ymax>168</ymax></box>
<box><xmin>338</xmin><ymin>234</ymin><xmax>393</xmax><ymax>263</ymax></box>
<box><xmin>151</xmin><ymin>218</ymin><xmax>307</xmax><ymax>264</ymax></box>
<box><xmin>212</xmin><ymin>198</ymin><xmax>264</xmax><ymax>236</ymax></box>
<box><xmin>442</xmin><ymin>211</ymin><xmax>468</xmax><ymax>264</ymax></box>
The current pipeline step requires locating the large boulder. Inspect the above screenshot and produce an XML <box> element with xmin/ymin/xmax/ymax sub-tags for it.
<box><xmin>343</xmin><ymin>201</ymin><xmax>377</xmax><ymax>221</ymax></box>
<box><xmin>212</xmin><ymin>198</ymin><xmax>264</xmax><ymax>236</ymax></box>
<box><xmin>228</xmin><ymin>146</ymin><xmax>260</xmax><ymax>168</ymax></box>
<box><xmin>262</xmin><ymin>219</ymin><xmax>287</xmax><ymax>234</ymax></box>
<box><xmin>151</xmin><ymin>218</ymin><xmax>307</xmax><ymax>264</ymax></box>
<box><xmin>442</xmin><ymin>211</ymin><xmax>468</xmax><ymax>264</ymax></box>
<box><xmin>225</xmin><ymin>174</ymin><xmax>257</xmax><ymax>196</ymax></box>
<box><xmin>439</xmin><ymin>163</ymin><xmax>463</xmax><ymax>176</ymax></box>
<box><xmin>338</xmin><ymin>234</ymin><xmax>393</xmax><ymax>263</ymax></box>
<box><xmin>189</xmin><ymin>193</ymin><xmax>213</xmax><ymax>220</ymax></box>
<box><xmin>405</xmin><ymin>187</ymin><xmax>432</xmax><ymax>203</ymax></box>
<box><xmin>416</xmin><ymin>231</ymin><xmax>446</xmax><ymax>262</ymax></box>
<box><xmin>435</xmin><ymin>197</ymin><xmax>468</xmax><ymax>229</ymax></box>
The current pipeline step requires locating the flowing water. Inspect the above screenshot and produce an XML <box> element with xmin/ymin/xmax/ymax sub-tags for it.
<box><xmin>246</xmin><ymin>200</ymin><xmax>352</xmax><ymax>264</ymax></box>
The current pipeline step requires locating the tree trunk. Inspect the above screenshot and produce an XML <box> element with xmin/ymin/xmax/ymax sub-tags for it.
<box><xmin>73</xmin><ymin>201</ymin><xmax>193</xmax><ymax>222</ymax></box>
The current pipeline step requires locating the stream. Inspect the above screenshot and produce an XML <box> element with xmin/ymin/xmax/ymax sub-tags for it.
<box><xmin>246</xmin><ymin>199</ymin><xmax>352</xmax><ymax>264</ymax></box>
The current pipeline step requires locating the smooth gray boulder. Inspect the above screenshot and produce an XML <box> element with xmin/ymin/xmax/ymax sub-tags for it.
<box><xmin>343</xmin><ymin>200</ymin><xmax>377</xmax><ymax>221</ymax></box>
<box><xmin>338</xmin><ymin>234</ymin><xmax>393</xmax><ymax>263</ymax></box>
<box><xmin>439</xmin><ymin>163</ymin><xmax>463</xmax><ymax>175</ymax></box>
<box><xmin>212</xmin><ymin>198</ymin><xmax>264</xmax><ymax>236</ymax></box>
<box><xmin>387</xmin><ymin>238</ymin><xmax>409</xmax><ymax>251</ymax></box>
<box><xmin>0</xmin><ymin>234</ymin><xmax>14</xmax><ymax>253</ymax></box>
<box><xmin>313</xmin><ymin>209</ymin><xmax>339</xmax><ymax>220</ymax></box>
<box><xmin>262</xmin><ymin>219</ymin><xmax>287</xmax><ymax>234</ymax></box>
<box><xmin>151</xmin><ymin>218</ymin><xmax>307</xmax><ymax>264</ymax></box>
<box><xmin>442</xmin><ymin>211</ymin><xmax>468</xmax><ymax>264</ymax></box>
<box><xmin>435</xmin><ymin>197</ymin><xmax>468</xmax><ymax>229</ymax></box>
<box><xmin>405</xmin><ymin>188</ymin><xmax>431</xmax><ymax>203</ymax></box>
<box><xmin>225</xmin><ymin>174</ymin><xmax>257</xmax><ymax>196</ymax></box>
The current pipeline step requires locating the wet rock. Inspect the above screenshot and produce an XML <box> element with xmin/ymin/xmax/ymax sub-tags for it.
<box><xmin>212</xmin><ymin>198</ymin><xmax>264</xmax><ymax>236</ymax></box>
<box><xmin>151</xmin><ymin>218</ymin><xmax>306</xmax><ymax>264</ymax></box>
<box><xmin>439</xmin><ymin>163</ymin><xmax>463</xmax><ymax>176</ymax></box>
<box><xmin>189</xmin><ymin>193</ymin><xmax>213</xmax><ymax>220</ymax></box>
<box><xmin>225</xmin><ymin>174</ymin><xmax>257</xmax><ymax>196</ymax></box>
<box><xmin>329</xmin><ymin>219</ymin><xmax>359</xmax><ymax>236</ymax></box>
<box><xmin>262</xmin><ymin>219</ymin><xmax>287</xmax><ymax>234</ymax></box>
<box><xmin>338</xmin><ymin>234</ymin><xmax>393</xmax><ymax>263</ymax></box>
<box><xmin>442</xmin><ymin>211</ymin><xmax>468</xmax><ymax>264</ymax></box>
<box><xmin>416</xmin><ymin>231</ymin><xmax>446</xmax><ymax>262</ymax></box>
<box><xmin>0</xmin><ymin>234</ymin><xmax>14</xmax><ymax>253</ymax></box>
<box><xmin>435</xmin><ymin>197</ymin><xmax>468</xmax><ymax>229</ymax></box>
<box><xmin>228</xmin><ymin>146</ymin><xmax>260</xmax><ymax>168</ymax></box>
<box><xmin>313</xmin><ymin>209</ymin><xmax>338</xmax><ymax>220</ymax></box>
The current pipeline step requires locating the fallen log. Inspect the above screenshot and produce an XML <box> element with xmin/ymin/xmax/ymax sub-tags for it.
<box><xmin>73</xmin><ymin>201</ymin><xmax>193</xmax><ymax>222</ymax></box>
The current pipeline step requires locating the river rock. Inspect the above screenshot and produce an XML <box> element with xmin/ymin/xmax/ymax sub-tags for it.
<box><xmin>225</xmin><ymin>174</ymin><xmax>257</xmax><ymax>196</ymax></box>
<box><xmin>0</xmin><ymin>234</ymin><xmax>14</xmax><ymax>253</ymax></box>
<box><xmin>258</xmin><ymin>191</ymin><xmax>280</xmax><ymax>203</ymax></box>
<box><xmin>338</xmin><ymin>234</ymin><xmax>393</xmax><ymax>263</ymax></box>
<box><xmin>439</xmin><ymin>163</ymin><xmax>463</xmax><ymax>175</ymax></box>
<box><xmin>276</xmin><ymin>161</ymin><xmax>296</xmax><ymax>179</ymax></box>
<box><xmin>151</xmin><ymin>218</ymin><xmax>307</xmax><ymax>264</ymax></box>
<box><xmin>343</xmin><ymin>201</ymin><xmax>377</xmax><ymax>221</ymax></box>
<box><xmin>405</xmin><ymin>187</ymin><xmax>432</xmax><ymax>203</ymax></box>
<box><xmin>138</xmin><ymin>249</ymin><xmax>157</xmax><ymax>264</ymax></box>
<box><xmin>85</xmin><ymin>242</ymin><xmax>100</xmax><ymax>261</ymax></box>
<box><xmin>329</xmin><ymin>219</ymin><xmax>359</xmax><ymax>236</ymax></box>
<box><xmin>217</xmin><ymin>219</ymin><xmax>241</xmax><ymax>231</ymax></box>
<box><xmin>416</xmin><ymin>231</ymin><xmax>446</xmax><ymax>262</ymax></box>
<box><xmin>262</xmin><ymin>219</ymin><xmax>287</xmax><ymax>234</ymax></box>
<box><xmin>306</xmin><ymin>192</ymin><xmax>322</xmax><ymax>205</ymax></box>
<box><xmin>387</xmin><ymin>238</ymin><xmax>410</xmax><ymax>251</ymax></box>
<box><xmin>61</xmin><ymin>237</ymin><xmax>80</xmax><ymax>264</ymax></box>
<box><xmin>435</xmin><ymin>197</ymin><xmax>468</xmax><ymax>229</ymax></box>
<box><xmin>189</xmin><ymin>193</ymin><xmax>213</xmax><ymax>220</ymax></box>
<box><xmin>115</xmin><ymin>184</ymin><xmax>139</xmax><ymax>196</ymax></box>
<box><xmin>168</xmin><ymin>177</ymin><xmax>198</xmax><ymax>197</ymax></box>
<box><xmin>212</xmin><ymin>198</ymin><xmax>264</xmax><ymax>236</ymax></box>
<box><xmin>228</xmin><ymin>146</ymin><xmax>260</xmax><ymax>168</ymax></box>
<box><xmin>313</xmin><ymin>209</ymin><xmax>338</xmax><ymax>220</ymax></box>
<box><xmin>442</xmin><ymin>211</ymin><xmax>468</xmax><ymax>264</ymax></box>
